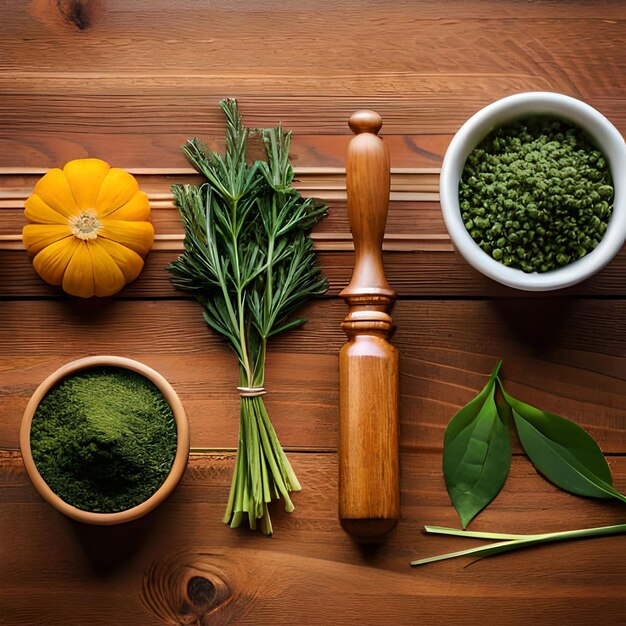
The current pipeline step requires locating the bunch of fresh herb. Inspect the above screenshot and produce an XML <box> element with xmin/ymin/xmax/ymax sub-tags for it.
<box><xmin>460</xmin><ymin>118</ymin><xmax>613</xmax><ymax>272</ymax></box>
<box><xmin>411</xmin><ymin>361</ymin><xmax>626</xmax><ymax>566</ymax></box>
<box><xmin>168</xmin><ymin>99</ymin><xmax>327</xmax><ymax>535</ymax></box>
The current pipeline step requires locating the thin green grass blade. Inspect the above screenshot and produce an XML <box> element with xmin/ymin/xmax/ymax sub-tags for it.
<box><xmin>423</xmin><ymin>525</ymin><xmax>545</xmax><ymax>541</ymax></box>
<box><xmin>411</xmin><ymin>523</ymin><xmax>626</xmax><ymax>566</ymax></box>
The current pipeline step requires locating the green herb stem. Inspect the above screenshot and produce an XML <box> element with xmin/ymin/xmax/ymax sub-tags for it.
<box><xmin>411</xmin><ymin>523</ymin><xmax>626</xmax><ymax>567</ymax></box>
<box><xmin>423</xmin><ymin>525</ymin><xmax>541</xmax><ymax>541</ymax></box>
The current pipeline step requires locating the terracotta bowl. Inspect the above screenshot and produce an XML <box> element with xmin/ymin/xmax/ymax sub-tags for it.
<box><xmin>19</xmin><ymin>355</ymin><xmax>190</xmax><ymax>525</ymax></box>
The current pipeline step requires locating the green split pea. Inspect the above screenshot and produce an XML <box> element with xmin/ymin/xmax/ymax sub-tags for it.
<box><xmin>459</xmin><ymin>117</ymin><xmax>614</xmax><ymax>273</ymax></box>
<box><xmin>30</xmin><ymin>367</ymin><xmax>177</xmax><ymax>513</ymax></box>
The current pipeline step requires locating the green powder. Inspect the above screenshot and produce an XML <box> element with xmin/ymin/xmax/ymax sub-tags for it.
<box><xmin>30</xmin><ymin>367</ymin><xmax>178</xmax><ymax>513</ymax></box>
<box><xmin>459</xmin><ymin>117</ymin><xmax>614</xmax><ymax>273</ymax></box>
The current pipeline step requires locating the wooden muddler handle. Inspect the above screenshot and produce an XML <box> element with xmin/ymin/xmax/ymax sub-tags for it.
<box><xmin>338</xmin><ymin>110</ymin><xmax>400</xmax><ymax>541</ymax></box>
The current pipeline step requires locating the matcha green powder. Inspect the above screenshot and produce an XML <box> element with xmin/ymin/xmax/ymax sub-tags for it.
<box><xmin>460</xmin><ymin>117</ymin><xmax>614</xmax><ymax>273</ymax></box>
<box><xmin>30</xmin><ymin>367</ymin><xmax>178</xmax><ymax>513</ymax></box>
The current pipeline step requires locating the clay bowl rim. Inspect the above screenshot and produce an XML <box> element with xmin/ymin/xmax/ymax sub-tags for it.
<box><xmin>19</xmin><ymin>355</ymin><xmax>190</xmax><ymax>525</ymax></box>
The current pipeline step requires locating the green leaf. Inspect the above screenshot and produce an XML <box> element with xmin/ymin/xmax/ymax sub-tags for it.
<box><xmin>443</xmin><ymin>362</ymin><xmax>512</xmax><ymax>528</ymax></box>
<box><xmin>502</xmin><ymin>387</ymin><xmax>626</xmax><ymax>504</ymax></box>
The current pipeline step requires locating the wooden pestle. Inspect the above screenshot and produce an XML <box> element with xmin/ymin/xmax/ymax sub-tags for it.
<box><xmin>338</xmin><ymin>110</ymin><xmax>400</xmax><ymax>541</ymax></box>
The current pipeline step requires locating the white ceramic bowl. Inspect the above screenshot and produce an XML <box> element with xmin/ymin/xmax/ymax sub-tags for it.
<box><xmin>440</xmin><ymin>92</ymin><xmax>626</xmax><ymax>291</ymax></box>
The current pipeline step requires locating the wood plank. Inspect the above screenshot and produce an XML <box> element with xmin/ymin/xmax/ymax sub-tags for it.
<box><xmin>0</xmin><ymin>201</ymin><xmax>448</xmax><ymax>238</ymax></box>
<box><xmin>4</xmin><ymin>93</ymin><xmax>622</xmax><ymax>137</ymax></box>
<box><xmin>0</xmin><ymin>168</ymin><xmax>441</xmax><ymax>198</ymax></box>
<box><xmin>3</xmin><ymin>247</ymin><xmax>626</xmax><ymax>299</ymax></box>
<box><xmin>1</xmin><ymin>450</ymin><xmax>625</xmax><ymax>625</ymax></box>
<box><xmin>1</xmin><ymin>2</ymin><xmax>624</xmax><ymax>170</ymax></box>
<box><xmin>13</xmin><ymin>0</ymin><xmax>626</xmax><ymax>31</ymax></box>
<box><xmin>1</xmin><ymin>299</ymin><xmax>624</xmax><ymax>452</ymax></box>
<box><xmin>4</xmin><ymin>167</ymin><xmax>624</xmax><ymax>298</ymax></box>
<box><xmin>0</xmin><ymin>95</ymin><xmax>623</xmax><ymax>168</ymax></box>
<box><xmin>2</xmin><ymin>4</ymin><xmax>623</xmax><ymax>102</ymax></box>
<box><xmin>0</xmin><ymin>132</ymin><xmax>449</xmax><ymax>169</ymax></box>
<box><xmin>0</xmin><ymin>169</ymin><xmax>443</xmax><ymax>237</ymax></box>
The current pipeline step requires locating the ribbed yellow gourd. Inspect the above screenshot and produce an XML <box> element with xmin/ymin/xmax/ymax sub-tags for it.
<box><xmin>22</xmin><ymin>159</ymin><xmax>154</xmax><ymax>298</ymax></box>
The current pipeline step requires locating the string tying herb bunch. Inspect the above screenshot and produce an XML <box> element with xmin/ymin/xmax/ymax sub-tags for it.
<box><xmin>168</xmin><ymin>100</ymin><xmax>327</xmax><ymax>534</ymax></box>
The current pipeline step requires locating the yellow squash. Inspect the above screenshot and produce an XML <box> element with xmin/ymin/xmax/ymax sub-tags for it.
<box><xmin>22</xmin><ymin>159</ymin><xmax>154</xmax><ymax>298</ymax></box>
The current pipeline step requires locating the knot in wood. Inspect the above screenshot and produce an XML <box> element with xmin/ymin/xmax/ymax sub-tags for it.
<box><xmin>141</xmin><ymin>552</ymin><xmax>236</xmax><ymax>624</ymax></box>
<box><xmin>186</xmin><ymin>576</ymin><xmax>216</xmax><ymax>609</ymax></box>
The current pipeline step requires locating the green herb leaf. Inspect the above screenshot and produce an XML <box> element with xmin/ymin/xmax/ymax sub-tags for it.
<box><xmin>443</xmin><ymin>361</ymin><xmax>512</xmax><ymax>528</ymax></box>
<box><xmin>501</xmin><ymin>386</ymin><xmax>626</xmax><ymax>504</ymax></box>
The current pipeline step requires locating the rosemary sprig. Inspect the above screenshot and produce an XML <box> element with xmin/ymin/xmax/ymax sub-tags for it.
<box><xmin>168</xmin><ymin>99</ymin><xmax>327</xmax><ymax>534</ymax></box>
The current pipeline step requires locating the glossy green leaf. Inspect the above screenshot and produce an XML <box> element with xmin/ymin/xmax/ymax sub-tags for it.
<box><xmin>502</xmin><ymin>387</ymin><xmax>626</xmax><ymax>504</ymax></box>
<box><xmin>443</xmin><ymin>362</ymin><xmax>512</xmax><ymax>528</ymax></box>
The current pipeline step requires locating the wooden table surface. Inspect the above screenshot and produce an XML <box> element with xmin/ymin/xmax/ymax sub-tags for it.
<box><xmin>1</xmin><ymin>1</ymin><xmax>625</xmax><ymax>624</ymax></box>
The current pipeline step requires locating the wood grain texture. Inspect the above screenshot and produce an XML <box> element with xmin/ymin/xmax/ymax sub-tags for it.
<box><xmin>0</xmin><ymin>0</ymin><xmax>625</xmax><ymax>624</ymax></box>
<box><xmin>1</xmin><ymin>450</ymin><xmax>625</xmax><ymax>625</ymax></box>
<box><xmin>0</xmin><ymin>132</ymin><xmax>451</xmax><ymax>169</ymax></box>
<box><xmin>0</xmin><ymin>2</ymin><xmax>625</xmax><ymax>167</ymax></box>
<box><xmin>4</xmin><ymin>248</ymin><xmax>626</xmax><ymax>298</ymax></box>
<box><xmin>0</xmin><ymin>299</ymin><xmax>624</xmax><ymax>453</ymax></box>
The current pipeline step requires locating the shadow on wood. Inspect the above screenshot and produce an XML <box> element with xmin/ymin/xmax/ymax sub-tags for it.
<box><xmin>490</xmin><ymin>298</ymin><xmax>576</xmax><ymax>357</ymax></box>
<box><xmin>70</xmin><ymin>512</ymin><xmax>158</xmax><ymax>575</ymax></box>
